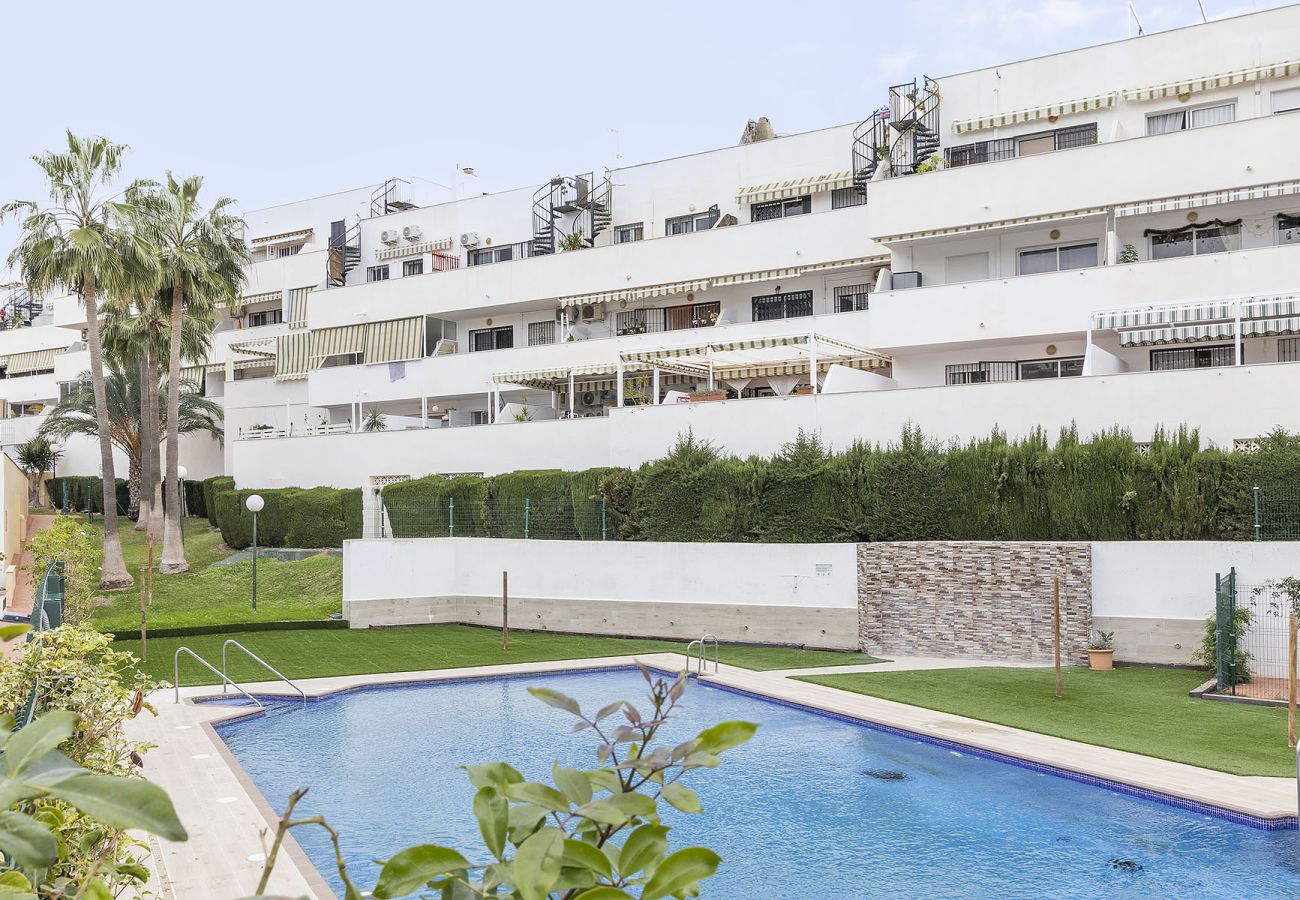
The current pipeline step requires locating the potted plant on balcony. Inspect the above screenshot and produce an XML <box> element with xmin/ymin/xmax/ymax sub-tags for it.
<box><xmin>1087</xmin><ymin>630</ymin><xmax>1116</xmax><ymax>670</ymax></box>
<box><xmin>688</xmin><ymin>387</ymin><xmax>727</xmax><ymax>403</ymax></box>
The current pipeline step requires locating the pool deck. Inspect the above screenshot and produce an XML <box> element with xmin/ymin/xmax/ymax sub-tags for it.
<box><xmin>128</xmin><ymin>653</ymin><xmax>1300</xmax><ymax>899</ymax></box>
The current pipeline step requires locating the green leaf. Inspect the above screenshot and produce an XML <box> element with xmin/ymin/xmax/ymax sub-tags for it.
<box><xmin>576</xmin><ymin>792</ymin><xmax>657</xmax><ymax>826</ymax></box>
<box><xmin>553</xmin><ymin>762</ymin><xmax>593</xmax><ymax>806</ymax></box>
<box><xmin>618</xmin><ymin>823</ymin><xmax>669</xmax><ymax>878</ymax></box>
<box><xmin>593</xmin><ymin>701</ymin><xmax>624</xmax><ymax>722</ymax></box>
<box><xmin>507</xmin><ymin>803</ymin><xmax>548</xmax><ymax>845</ymax></box>
<box><xmin>0</xmin><ymin>624</ymin><xmax>29</xmax><ymax>643</ymax></box>
<box><xmin>513</xmin><ymin>827</ymin><xmax>564</xmax><ymax>900</ymax></box>
<box><xmin>0</xmin><ymin>810</ymin><xmax>57</xmax><ymax>869</ymax></box>
<box><xmin>21</xmin><ymin>749</ymin><xmax>86</xmax><ymax>789</ymax></box>
<box><xmin>0</xmin><ymin>871</ymin><xmax>32</xmax><ymax>889</ymax></box>
<box><xmin>463</xmin><ymin>761</ymin><xmax>524</xmax><ymax>791</ymax></box>
<box><xmin>528</xmin><ymin>687</ymin><xmax>582</xmax><ymax>717</ymax></box>
<box><xmin>640</xmin><ymin>847</ymin><xmax>721</xmax><ymax>900</ymax></box>
<box><xmin>79</xmin><ymin>879</ymin><xmax>111</xmax><ymax>900</ymax></box>
<box><xmin>473</xmin><ymin>786</ymin><xmax>508</xmax><ymax>861</ymax></box>
<box><xmin>660</xmin><ymin>782</ymin><xmax>702</xmax><ymax>814</ymax></box>
<box><xmin>562</xmin><ymin>838</ymin><xmax>613</xmax><ymax>878</ymax></box>
<box><xmin>691</xmin><ymin>721</ymin><xmax>757</xmax><ymax>756</ymax></box>
<box><xmin>586</xmin><ymin>769</ymin><xmax>623</xmax><ymax>794</ymax></box>
<box><xmin>47</xmin><ymin>774</ymin><xmax>188</xmax><ymax>841</ymax></box>
<box><xmin>4</xmin><ymin>710</ymin><xmax>77</xmax><ymax>776</ymax></box>
<box><xmin>373</xmin><ymin>845</ymin><xmax>470</xmax><ymax>898</ymax></box>
<box><xmin>571</xmin><ymin>889</ymin><xmax>635</xmax><ymax>900</ymax></box>
<box><xmin>505</xmin><ymin>781</ymin><xmax>571</xmax><ymax>812</ymax></box>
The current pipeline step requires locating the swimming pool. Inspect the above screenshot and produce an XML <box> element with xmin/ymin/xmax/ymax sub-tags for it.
<box><xmin>215</xmin><ymin>668</ymin><xmax>1300</xmax><ymax>898</ymax></box>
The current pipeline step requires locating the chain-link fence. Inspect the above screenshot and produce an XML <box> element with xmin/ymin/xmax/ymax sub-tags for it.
<box><xmin>1215</xmin><ymin>568</ymin><xmax>1298</xmax><ymax>699</ymax></box>
<box><xmin>382</xmin><ymin>498</ymin><xmax>611</xmax><ymax>540</ymax></box>
<box><xmin>1253</xmin><ymin>485</ymin><xmax>1300</xmax><ymax>541</ymax></box>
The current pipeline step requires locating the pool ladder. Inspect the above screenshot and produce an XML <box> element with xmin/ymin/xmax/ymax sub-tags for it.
<box><xmin>174</xmin><ymin>640</ymin><xmax>307</xmax><ymax>708</ymax></box>
<box><xmin>686</xmin><ymin>633</ymin><xmax>719</xmax><ymax>675</ymax></box>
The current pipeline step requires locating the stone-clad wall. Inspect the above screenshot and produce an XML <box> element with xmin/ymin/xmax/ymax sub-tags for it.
<box><xmin>857</xmin><ymin>542</ymin><xmax>1092</xmax><ymax>662</ymax></box>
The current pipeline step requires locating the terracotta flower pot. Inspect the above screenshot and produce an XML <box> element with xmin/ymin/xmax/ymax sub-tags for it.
<box><xmin>1087</xmin><ymin>649</ymin><xmax>1115</xmax><ymax>671</ymax></box>
<box><xmin>689</xmin><ymin>391</ymin><xmax>727</xmax><ymax>403</ymax></box>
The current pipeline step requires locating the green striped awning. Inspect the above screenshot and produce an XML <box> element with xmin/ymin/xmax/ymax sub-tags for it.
<box><xmin>717</xmin><ymin>355</ymin><xmax>891</xmax><ymax>380</ymax></box>
<box><xmin>711</xmin><ymin>267</ymin><xmax>802</xmax><ymax>287</ymax></box>
<box><xmin>5</xmin><ymin>348</ymin><xmax>59</xmax><ymax>375</ymax></box>
<box><xmin>799</xmin><ymin>255</ymin><xmax>890</xmax><ymax>273</ymax></box>
<box><xmin>286</xmin><ymin>287</ymin><xmax>313</xmax><ymax>330</ymax></box>
<box><xmin>735</xmin><ymin>171</ymin><xmax>854</xmax><ymax>204</ymax></box>
<box><xmin>1123</xmin><ymin>58</ymin><xmax>1300</xmax><ymax>102</ymax></box>
<box><xmin>309</xmin><ymin>324</ymin><xmax>366</xmax><ymax>365</ymax></box>
<box><xmin>557</xmin><ymin>279</ymin><xmax>709</xmax><ymax>308</ymax></box>
<box><xmin>375</xmin><ymin>237</ymin><xmax>454</xmax><ymax>261</ymax></box>
<box><xmin>492</xmin><ymin>364</ymin><xmax>619</xmax><ymax>388</ymax></box>
<box><xmin>876</xmin><ymin>207</ymin><xmax>1108</xmax><ymax>244</ymax></box>
<box><xmin>1116</xmin><ymin>180</ymin><xmax>1300</xmax><ymax>217</ymax></box>
<box><xmin>179</xmin><ymin>365</ymin><xmax>205</xmax><ymax>386</ymax></box>
<box><xmin>250</xmin><ymin>228</ymin><xmax>312</xmax><ymax>246</ymax></box>
<box><xmin>365</xmin><ymin>317</ymin><xmax>425</xmax><ymax>364</ymax></box>
<box><xmin>952</xmin><ymin>92</ymin><xmax>1116</xmax><ymax>134</ymax></box>
<box><xmin>228</xmin><ymin>337</ymin><xmax>277</xmax><ymax>359</ymax></box>
<box><xmin>275</xmin><ymin>332</ymin><xmax>311</xmax><ymax>381</ymax></box>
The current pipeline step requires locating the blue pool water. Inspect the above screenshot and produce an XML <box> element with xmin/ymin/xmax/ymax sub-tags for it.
<box><xmin>216</xmin><ymin>668</ymin><xmax>1300</xmax><ymax>898</ymax></box>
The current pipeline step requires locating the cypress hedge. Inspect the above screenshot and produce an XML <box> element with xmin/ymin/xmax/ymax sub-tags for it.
<box><xmin>212</xmin><ymin>485</ymin><xmax>363</xmax><ymax>550</ymax></box>
<box><xmin>46</xmin><ymin>477</ymin><xmax>129</xmax><ymax>515</ymax></box>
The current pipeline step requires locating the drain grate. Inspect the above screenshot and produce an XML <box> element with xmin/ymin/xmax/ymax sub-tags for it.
<box><xmin>1110</xmin><ymin>859</ymin><xmax>1144</xmax><ymax>873</ymax></box>
<box><xmin>863</xmin><ymin>769</ymin><xmax>908</xmax><ymax>781</ymax></box>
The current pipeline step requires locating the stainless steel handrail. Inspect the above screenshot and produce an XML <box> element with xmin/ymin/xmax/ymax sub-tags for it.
<box><xmin>685</xmin><ymin>633</ymin><xmax>719</xmax><ymax>675</ymax></box>
<box><xmin>222</xmin><ymin>640</ymin><xmax>308</xmax><ymax>708</ymax></box>
<box><xmin>174</xmin><ymin>647</ymin><xmax>263</xmax><ymax>707</ymax></box>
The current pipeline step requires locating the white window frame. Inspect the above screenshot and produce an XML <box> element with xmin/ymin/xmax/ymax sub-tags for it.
<box><xmin>614</xmin><ymin>223</ymin><xmax>643</xmax><ymax>244</ymax></box>
<box><xmin>1278</xmin><ymin>212</ymin><xmax>1300</xmax><ymax>246</ymax></box>
<box><xmin>1145</xmin><ymin>101</ymin><xmax>1236</xmax><ymax>135</ymax></box>
<box><xmin>1149</xmin><ymin>221</ymin><xmax>1241</xmax><ymax>260</ymax></box>
<box><xmin>1015</xmin><ymin>240</ymin><xmax>1099</xmax><ymax>276</ymax></box>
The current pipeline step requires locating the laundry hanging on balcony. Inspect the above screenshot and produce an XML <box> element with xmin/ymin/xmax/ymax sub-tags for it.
<box><xmin>952</xmin><ymin>92</ymin><xmax>1116</xmax><ymax>134</ymax></box>
<box><xmin>1123</xmin><ymin>58</ymin><xmax>1300</xmax><ymax>102</ymax></box>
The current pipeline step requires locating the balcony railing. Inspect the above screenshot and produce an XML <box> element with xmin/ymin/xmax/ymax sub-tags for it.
<box><xmin>465</xmin><ymin>241</ymin><xmax>534</xmax><ymax>268</ymax></box>
<box><xmin>615</xmin><ymin>302</ymin><xmax>720</xmax><ymax>336</ymax></box>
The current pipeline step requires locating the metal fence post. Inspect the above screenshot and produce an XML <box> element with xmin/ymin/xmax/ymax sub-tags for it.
<box><xmin>601</xmin><ymin>500</ymin><xmax>607</xmax><ymax>541</ymax></box>
<box><xmin>449</xmin><ymin>497</ymin><xmax>455</xmax><ymax>537</ymax></box>
<box><xmin>524</xmin><ymin>498</ymin><xmax>531</xmax><ymax>540</ymax></box>
<box><xmin>1253</xmin><ymin>485</ymin><xmax>1262</xmax><ymax>542</ymax></box>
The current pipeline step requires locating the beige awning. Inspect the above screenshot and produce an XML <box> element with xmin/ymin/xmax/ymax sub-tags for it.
<box><xmin>309</xmin><ymin>324</ymin><xmax>366</xmax><ymax>365</ymax></box>
<box><xmin>492</xmin><ymin>363</ymin><xmax>620</xmax><ymax>389</ymax></box>
<box><xmin>5</xmin><ymin>348</ymin><xmax>59</xmax><ymax>376</ymax></box>
<box><xmin>952</xmin><ymin>93</ymin><xmax>1117</xmax><ymax>135</ymax></box>
<box><xmin>275</xmin><ymin>332</ymin><xmax>311</xmax><ymax>381</ymax></box>
<box><xmin>711</xmin><ymin>267</ymin><xmax>802</xmax><ymax>287</ymax></box>
<box><xmin>250</xmin><ymin>228</ymin><xmax>313</xmax><ymax>246</ymax></box>
<box><xmin>1094</xmin><ymin>302</ymin><xmax>1238</xmax><ymax>331</ymax></box>
<box><xmin>365</xmin><ymin>317</ymin><xmax>425</xmax><ymax>364</ymax></box>
<box><xmin>228</xmin><ymin>337</ymin><xmax>277</xmax><ymax>359</ymax></box>
<box><xmin>375</xmin><ymin>237</ymin><xmax>455</xmax><ymax>261</ymax></box>
<box><xmin>557</xmin><ymin>279</ymin><xmax>710</xmax><ymax>308</ymax></box>
<box><xmin>799</xmin><ymin>255</ymin><xmax>891</xmax><ymax>273</ymax></box>
<box><xmin>1123</xmin><ymin>58</ymin><xmax>1300</xmax><ymax>102</ymax></box>
<box><xmin>718</xmin><ymin>355</ymin><xmax>890</xmax><ymax>379</ymax></box>
<box><xmin>286</xmin><ymin>286</ymin><xmax>313</xmax><ymax>330</ymax></box>
<box><xmin>179</xmin><ymin>365</ymin><xmax>205</xmax><ymax>385</ymax></box>
<box><xmin>1116</xmin><ymin>180</ymin><xmax>1300</xmax><ymax>217</ymax></box>
<box><xmin>736</xmin><ymin>171</ymin><xmax>854</xmax><ymax>204</ymax></box>
<box><xmin>875</xmin><ymin>207</ymin><xmax>1108</xmax><ymax>243</ymax></box>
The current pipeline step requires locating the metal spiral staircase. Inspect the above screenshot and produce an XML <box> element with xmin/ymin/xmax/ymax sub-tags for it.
<box><xmin>370</xmin><ymin>178</ymin><xmax>417</xmax><ymax>217</ymax></box>
<box><xmin>531</xmin><ymin>173</ymin><xmax>613</xmax><ymax>257</ymax></box>
<box><xmin>0</xmin><ymin>287</ymin><xmax>43</xmax><ymax>329</ymax></box>
<box><xmin>851</xmin><ymin>77</ymin><xmax>942</xmax><ymax>193</ymax></box>
<box><xmin>326</xmin><ymin>220</ymin><xmax>362</xmax><ymax>288</ymax></box>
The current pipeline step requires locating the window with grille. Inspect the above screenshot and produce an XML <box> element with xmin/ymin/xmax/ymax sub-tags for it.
<box><xmin>834</xmin><ymin>284</ymin><xmax>870</xmax><ymax>312</ymax></box>
<box><xmin>752</xmin><ymin>290</ymin><xmax>813</xmax><ymax>322</ymax></box>
<box><xmin>1279</xmin><ymin>337</ymin><xmax>1300</xmax><ymax>362</ymax></box>
<box><xmin>274</xmin><ymin>244</ymin><xmax>302</xmax><ymax>258</ymax></box>
<box><xmin>468</xmin><ymin>326</ymin><xmax>514</xmax><ymax>352</ymax></box>
<box><xmin>750</xmin><ymin>195</ymin><xmax>811</xmax><ymax>223</ymax></box>
<box><xmin>403</xmin><ymin>258</ymin><xmax>424</xmax><ymax>277</ymax></box>
<box><xmin>366</xmin><ymin>265</ymin><xmax>389</xmax><ymax>282</ymax></box>
<box><xmin>665</xmin><ymin>209</ymin><xmax>720</xmax><ymax>236</ymax></box>
<box><xmin>831</xmin><ymin>188</ymin><xmax>866</xmax><ymax>209</ymax></box>
<box><xmin>945</xmin><ymin>362</ymin><xmax>1016</xmax><ymax>385</ymax></box>
<box><xmin>614</xmin><ymin>223</ymin><xmax>643</xmax><ymax>244</ymax></box>
<box><xmin>1150</xmin><ymin>344</ymin><xmax>1236</xmax><ymax>370</ymax></box>
<box><xmin>947</xmin><ymin>123</ymin><xmax>1094</xmax><ymax>168</ymax></box>
<box><xmin>527</xmin><ymin>320</ymin><xmax>556</xmax><ymax>346</ymax></box>
<box><xmin>1054</xmin><ymin>124</ymin><xmax>1097</xmax><ymax>150</ymax></box>
<box><xmin>249</xmin><ymin>309</ymin><xmax>283</xmax><ymax>328</ymax></box>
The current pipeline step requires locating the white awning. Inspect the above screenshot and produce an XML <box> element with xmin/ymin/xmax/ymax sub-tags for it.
<box><xmin>492</xmin><ymin>363</ymin><xmax>622</xmax><ymax>389</ymax></box>
<box><xmin>736</xmin><ymin>171</ymin><xmax>854</xmax><ymax>204</ymax></box>
<box><xmin>711</xmin><ymin>267</ymin><xmax>802</xmax><ymax>287</ymax></box>
<box><xmin>952</xmin><ymin>93</ymin><xmax>1117</xmax><ymax>135</ymax></box>
<box><xmin>4</xmin><ymin>348</ymin><xmax>59</xmax><ymax>375</ymax></box>
<box><xmin>250</xmin><ymin>228</ymin><xmax>313</xmax><ymax>246</ymax></box>
<box><xmin>799</xmin><ymin>255</ymin><xmax>891</xmax><ymax>273</ymax></box>
<box><xmin>557</xmin><ymin>279</ymin><xmax>709</xmax><ymax>308</ymax></box>
<box><xmin>1093</xmin><ymin>295</ymin><xmax>1300</xmax><ymax>331</ymax></box>
<box><xmin>875</xmin><ymin>207</ymin><xmax>1108</xmax><ymax>244</ymax></box>
<box><xmin>1123</xmin><ymin>58</ymin><xmax>1300</xmax><ymax>102</ymax></box>
<box><xmin>1116</xmin><ymin>180</ymin><xmax>1300</xmax><ymax>217</ymax></box>
<box><xmin>228</xmin><ymin>338</ymin><xmax>277</xmax><ymax>359</ymax></box>
<box><xmin>375</xmin><ymin>237</ymin><xmax>455</xmax><ymax>261</ymax></box>
<box><xmin>1119</xmin><ymin>323</ymin><xmax>1237</xmax><ymax>346</ymax></box>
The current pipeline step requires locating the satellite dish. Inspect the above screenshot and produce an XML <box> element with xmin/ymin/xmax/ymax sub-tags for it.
<box><xmin>568</xmin><ymin>324</ymin><xmax>591</xmax><ymax>341</ymax></box>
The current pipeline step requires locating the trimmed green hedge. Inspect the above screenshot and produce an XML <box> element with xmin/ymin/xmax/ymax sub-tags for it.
<box><xmin>46</xmin><ymin>476</ymin><xmax>129</xmax><ymax>515</ymax></box>
<box><xmin>204</xmin><ymin>476</ymin><xmax>234</xmax><ymax>527</ymax></box>
<box><xmin>212</xmin><ymin>485</ymin><xmax>363</xmax><ymax>550</ymax></box>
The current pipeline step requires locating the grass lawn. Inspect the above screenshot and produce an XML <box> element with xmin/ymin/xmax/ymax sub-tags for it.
<box><xmin>84</xmin><ymin>518</ymin><xmax>342</xmax><ymax>631</ymax></box>
<box><xmin>123</xmin><ymin>624</ymin><xmax>884</xmax><ymax>685</ymax></box>
<box><xmin>800</xmin><ymin>666</ymin><xmax>1295</xmax><ymax>777</ymax></box>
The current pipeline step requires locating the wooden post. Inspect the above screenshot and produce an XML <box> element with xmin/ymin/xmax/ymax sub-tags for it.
<box><xmin>146</xmin><ymin>537</ymin><xmax>155</xmax><ymax>607</ymax></box>
<box><xmin>502</xmin><ymin>570</ymin><xmax>509</xmax><ymax>652</ymax></box>
<box><xmin>1053</xmin><ymin>575</ymin><xmax>1062</xmax><ymax>699</ymax></box>
<box><xmin>1289</xmin><ymin>612</ymin><xmax>1297</xmax><ymax>749</ymax></box>
<box><xmin>139</xmin><ymin>567</ymin><xmax>147</xmax><ymax>663</ymax></box>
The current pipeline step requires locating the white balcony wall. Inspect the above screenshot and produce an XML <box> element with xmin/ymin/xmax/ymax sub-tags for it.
<box><xmin>0</xmin><ymin>373</ymin><xmax>59</xmax><ymax>406</ymax></box>
<box><xmin>243</xmin><ymin>185</ymin><xmax>377</xmax><ymax>249</ymax></box>
<box><xmin>869</xmin><ymin>114</ymin><xmax>1299</xmax><ymax>240</ymax></box>
<box><xmin>242</xmin><ymin>250</ymin><xmax>329</xmax><ymax>294</ymax></box>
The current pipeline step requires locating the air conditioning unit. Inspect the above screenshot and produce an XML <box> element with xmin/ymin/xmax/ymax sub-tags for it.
<box><xmin>581</xmin><ymin>391</ymin><xmax>597</xmax><ymax>407</ymax></box>
<box><xmin>460</xmin><ymin>232</ymin><xmax>481</xmax><ymax>248</ymax></box>
<box><xmin>580</xmin><ymin>302</ymin><xmax>606</xmax><ymax>322</ymax></box>
<box><xmin>402</xmin><ymin>224</ymin><xmax>423</xmax><ymax>242</ymax></box>
<box><xmin>380</xmin><ymin>229</ymin><xmax>401</xmax><ymax>246</ymax></box>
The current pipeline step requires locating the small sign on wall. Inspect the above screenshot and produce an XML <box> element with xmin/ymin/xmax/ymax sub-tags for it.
<box><xmin>815</xmin><ymin>564</ymin><xmax>833</xmax><ymax>577</ymax></box>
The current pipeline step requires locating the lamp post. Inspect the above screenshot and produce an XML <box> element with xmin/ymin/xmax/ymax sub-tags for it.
<box><xmin>246</xmin><ymin>494</ymin><xmax>264</xmax><ymax>613</ymax></box>
<box><xmin>176</xmin><ymin>465</ymin><xmax>188</xmax><ymax>547</ymax></box>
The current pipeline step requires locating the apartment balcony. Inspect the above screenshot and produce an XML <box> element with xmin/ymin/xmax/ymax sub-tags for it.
<box><xmin>304</xmin><ymin>205</ymin><xmax>876</xmax><ymax>330</ymax></box>
<box><xmin>243</xmin><ymin>249</ymin><xmax>329</xmax><ymax>296</ymax></box>
<box><xmin>867</xmin><ymin>113</ymin><xmax>1298</xmax><ymax>242</ymax></box>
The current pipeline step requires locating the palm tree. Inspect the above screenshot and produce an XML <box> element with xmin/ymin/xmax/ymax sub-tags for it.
<box><xmin>1</xmin><ymin>132</ymin><xmax>155</xmax><ymax>588</ymax></box>
<box><xmin>14</xmin><ymin>435</ymin><xmax>61</xmax><ymax>505</ymax></box>
<box><xmin>135</xmin><ymin>174</ymin><xmax>247</xmax><ymax>574</ymax></box>
<box><xmin>38</xmin><ymin>366</ymin><xmax>223</xmax><ymax>513</ymax></box>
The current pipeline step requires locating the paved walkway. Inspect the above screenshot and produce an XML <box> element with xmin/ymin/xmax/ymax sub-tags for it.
<box><xmin>6</xmin><ymin>513</ymin><xmax>55</xmax><ymax>616</ymax></box>
<box><xmin>128</xmin><ymin>652</ymin><xmax>1299</xmax><ymax>899</ymax></box>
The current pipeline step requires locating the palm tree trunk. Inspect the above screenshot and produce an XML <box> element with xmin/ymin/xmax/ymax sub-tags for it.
<box><xmin>160</xmin><ymin>281</ymin><xmax>187</xmax><ymax>573</ymax></box>
<box><xmin>84</xmin><ymin>276</ymin><xmax>133</xmax><ymax>589</ymax></box>
<box><xmin>134</xmin><ymin>351</ymin><xmax>151</xmax><ymax>529</ymax></box>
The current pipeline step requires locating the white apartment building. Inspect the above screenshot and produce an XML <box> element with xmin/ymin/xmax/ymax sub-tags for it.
<box><xmin>4</xmin><ymin>7</ymin><xmax>1300</xmax><ymax>490</ymax></box>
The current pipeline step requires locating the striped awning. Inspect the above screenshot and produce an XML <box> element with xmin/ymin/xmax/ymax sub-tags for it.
<box><xmin>1094</xmin><ymin>302</ymin><xmax>1238</xmax><ymax>331</ymax></box>
<box><xmin>493</xmin><ymin>363</ymin><xmax>620</xmax><ymax>388</ymax></box>
<box><xmin>228</xmin><ymin>337</ymin><xmax>277</xmax><ymax>359</ymax></box>
<box><xmin>1120</xmin><ymin>323</ymin><xmax>1237</xmax><ymax>346</ymax></box>
<box><xmin>711</xmin><ymin>267</ymin><xmax>802</xmax><ymax>287</ymax></box>
<box><xmin>1242</xmin><ymin>317</ymin><xmax>1300</xmax><ymax>337</ymax></box>
<box><xmin>179</xmin><ymin>365</ymin><xmax>205</xmax><ymax>385</ymax></box>
<box><xmin>1123</xmin><ymin>58</ymin><xmax>1300</xmax><ymax>102</ymax></box>
<box><xmin>1116</xmin><ymin>180</ymin><xmax>1300</xmax><ymax>217</ymax></box>
<box><xmin>622</xmin><ymin>333</ymin><xmax>806</xmax><ymax>364</ymax></box>
<box><xmin>5</xmin><ymin>348</ymin><xmax>59</xmax><ymax>375</ymax></box>
<box><xmin>952</xmin><ymin>92</ymin><xmax>1117</xmax><ymax>134</ymax></box>
<box><xmin>717</xmin><ymin>355</ymin><xmax>890</xmax><ymax>380</ymax></box>
<box><xmin>736</xmin><ymin>171</ymin><xmax>854</xmax><ymax>204</ymax></box>
<box><xmin>375</xmin><ymin>238</ymin><xmax>454</xmax><ymax>261</ymax></box>
<box><xmin>799</xmin><ymin>255</ymin><xmax>891</xmax><ymax>273</ymax></box>
<box><xmin>275</xmin><ymin>332</ymin><xmax>311</xmax><ymax>381</ymax></box>
<box><xmin>557</xmin><ymin>279</ymin><xmax>709</xmax><ymax>308</ymax></box>
<box><xmin>250</xmin><ymin>228</ymin><xmax>313</xmax><ymax>246</ymax></box>
<box><xmin>286</xmin><ymin>286</ymin><xmax>313</xmax><ymax>330</ymax></box>
<box><xmin>876</xmin><ymin>207</ymin><xmax>1108</xmax><ymax>243</ymax></box>
<box><xmin>309</xmin><ymin>324</ymin><xmax>366</xmax><ymax>364</ymax></box>
<box><xmin>365</xmin><ymin>317</ymin><xmax>425</xmax><ymax>365</ymax></box>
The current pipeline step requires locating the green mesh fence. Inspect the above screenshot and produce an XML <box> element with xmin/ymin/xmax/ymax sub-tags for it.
<box><xmin>383</xmin><ymin>499</ymin><xmax>610</xmax><ymax>540</ymax></box>
<box><xmin>1253</xmin><ymin>486</ymin><xmax>1300</xmax><ymax>540</ymax></box>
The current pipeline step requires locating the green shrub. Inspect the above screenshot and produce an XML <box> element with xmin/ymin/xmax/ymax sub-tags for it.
<box><xmin>630</xmin><ymin>432</ymin><xmax>752</xmax><ymax>542</ymax></box>
<box><xmin>282</xmin><ymin>487</ymin><xmax>347</xmax><ymax>548</ymax></box>
<box><xmin>204</xmin><ymin>476</ymin><xmax>234</xmax><ymax>527</ymax></box>
<box><xmin>489</xmin><ymin>470</ymin><xmax>577</xmax><ymax>539</ymax></box>
<box><xmin>570</xmin><ymin>467</ymin><xmax>617</xmax><ymax>540</ymax></box>
<box><xmin>183</xmin><ymin>478</ymin><xmax>207</xmax><ymax>519</ymax></box>
<box><xmin>1196</xmin><ymin>606</ymin><xmax>1253</xmax><ymax>682</ymax></box>
<box><xmin>341</xmin><ymin>488</ymin><xmax>363</xmax><ymax>541</ymax></box>
<box><xmin>45</xmin><ymin>476</ymin><xmax>128</xmax><ymax>515</ymax></box>
<box><xmin>382</xmin><ymin>475</ymin><xmax>490</xmax><ymax>537</ymax></box>
<box><xmin>214</xmin><ymin>488</ymin><xmax>287</xmax><ymax>549</ymax></box>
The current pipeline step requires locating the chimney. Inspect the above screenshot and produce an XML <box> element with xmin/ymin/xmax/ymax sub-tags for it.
<box><xmin>738</xmin><ymin>117</ymin><xmax>776</xmax><ymax>145</ymax></box>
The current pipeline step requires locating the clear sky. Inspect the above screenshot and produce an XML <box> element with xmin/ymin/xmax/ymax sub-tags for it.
<box><xmin>0</xmin><ymin>0</ymin><xmax>1289</xmax><ymax>277</ymax></box>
